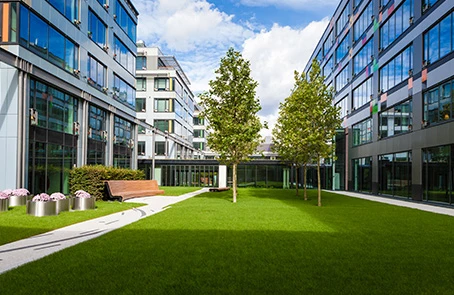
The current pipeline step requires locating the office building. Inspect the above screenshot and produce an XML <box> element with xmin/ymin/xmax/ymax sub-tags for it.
<box><xmin>304</xmin><ymin>0</ymin><xmax>454</xmax><ymax>205</ymax></box>
<box><xmin>0</xmin><ymin>0</ymin><xmax>140</xmax><ymax>194</ymax></box>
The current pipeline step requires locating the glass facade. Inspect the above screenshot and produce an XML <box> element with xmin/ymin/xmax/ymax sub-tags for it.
<box><xmin>87</xmin><ymin>55</ymin><xmax>106</xmax><ymax>89</ymax></box>
<box><xmin>87</xmin><ymin>105</ymin><xmax>107</xmax><ymax>165</ymax></box>
<box><xmin>155</xmin><ymin>98</ymin><xmax>171</xmax><ymax>112</ymax></box>
<box><xmin>380</xmin><ymin>0</ymin><xmax>414</xmax><ymax>50</ymax></box>
<box><xmin>379</xmin><ymin>99</ymin><xmax>413</xmax><ymax>138</ymax></box>
<box><xmin>423</xmin><ymin>145</ymin><xmax>454</xmax><ymax>204</ymax></box>
<box><xmin>423</xmin><ymin>78</ymin><xmax>453</xmax><ymax>125</ymax></box>
<box><xmin>154</xmin><ymin>78</ymin><xmax>170</xmax><ymax>91</ymax></box>
<box><xmin>323</xmin><ymin>30</ymin><xmax>334</xmax><ymax>56</ymax></box>
<box><xmin>335</xmin><ymin>65</ymin><xmax>350</xmax><ymax>92</ymax></box>
<box><xmin>136</xmin><ymin>56</ymin><xmax>147</xmax><ymax>70</ymax></box>
<box><xmin>114</xmin><ymin>0</ymin><xmax>137</xmax><ymax>42</ymax></box>
<box><xmin>136</xmin><ymin>78</ymin><xmax>146</xmax><ymax>91</ymax></box>
<box><xmin>48</xmin><ymin>0</ymin><xmax>78</xmax><ymax>22</ymax></box>
<box><xmin>138</xmin><ymin>141</ymin><xmax>145</xmax><ymax>156</ymax></box>
<box><xmin>88</xmin><ymin>9</ymin><xmax>106</xmax><ymax>48</ymax></box>
<box><xmin>114</xmin><ymin>35</ymin><xmax>135</xmax><ymax>74</ymax></box>
<box><xmin>379</xmin><ymin>45</ymin><xmax>413</xmax><ymax>92</ymax></box>
<box><xmin>323</xmin><ymin>55</ymin><xmax>334</xmax><ymax>77</ymax></box>
<box><xmin>336</xmin><ymin>33</ymin><xmax>350</xmax><ymax>63</ymax></box>
<box><xmin>379</xmin><ymin>152</ymin><xmax>412</xmax><ymax>198</ymax></box>
<box><xmin>353</xmin><ymin>37</ymin><xmax>373</xmax><ymax>74</ymax></box>
<box><xmin>353</xmin><ymin>76</ymin><xmax>372</xmax><ymax>109</ymax></box>
<box><xmin>354</xmin><ymin>1</ymin><xmax>373</xmax><ymax>42</ymax></box>
<box><xmin>155</xmin><ymin>120</ymin><xmax>173</xmax><ymax>133</ymax></box>
<box><xmin>336</xmin><ymin>4</ymin><xmax>350</xmax><ymax>36</ymax></box>
<box><xmin>423</xmin><ymin>12</ymin><xmax>453</xmax><ymax>65</ymax></box>
<box><xmin>336</xmin><ymin>96</ymin><xmax>348</xmax><ymax>118</ymax></box>
<box><xmin>113</xmin><ymin>116</ymin><xmax>133</xmax><ymax>168</ymax></box>
<box><xmin>353</xmin><ymin>157</ymin><xmax>372</xmax><ymax>193</ymax></box>
<box><xmin>353</xmin><ymin>118</ymin><xmax>372</xmax><ymax>146</ymax></box>
<box><xmin>113</xmin><ymin>74</ymin><xmax>135</xmax><ymax>109</ymax></box>
<box><xmin>136</xmin><ymin>97</ymin><xmax>146</xmax><ymax>112</ymax></box>
<box><xmin>28</xmin><ymin>79</ymin><xmax>78</xmax><ymax>195</ymax></box>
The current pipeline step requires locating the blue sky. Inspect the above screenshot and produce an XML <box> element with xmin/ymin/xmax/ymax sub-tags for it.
<box><xmin>133</xmin><ymin>0</ymin><xmax>338</xmax><ymax>136</ymax></box>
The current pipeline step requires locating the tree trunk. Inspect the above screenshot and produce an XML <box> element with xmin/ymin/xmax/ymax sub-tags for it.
<box><xmin>295</xmin><ymin>165</ymin><xmax>299</xmax><ymax>196</ymax></box>
<box><xmin>303</xmin><ymin>163</ymin><xmax>307</xmax><ymax>201</ymax></box>
<box><xmin>317</xmin><ymin>158</ymin><xmax>321</xmax><ymax>207</ymax></box>
<box><xmin>233</xmin><ymin>163</ymin><xmax>237</xmax><ymax>203</ymax></box>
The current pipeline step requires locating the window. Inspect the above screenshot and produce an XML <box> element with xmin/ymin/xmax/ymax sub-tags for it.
<box><xmin>352</xmin><ymin>157</ymin><xmax>372</xmax><ymax>193</ymax></box>
<box><xmin>353</xmin><ymin>118</ymin><xmax>372</xmax><ymax>146</ymax></box>
<box><xmin>114</xmin><ymin>36</ymin><xmax>135</xmax><ymax>74</ymax></box>
<box><xmin>194</xmin><ymin>117</ymin><xmax>205</xmax><ymax>125</ymax></box>
<box><xmin>381</xmin><ymin>0</ymin><xmax>392</xmax><ymax>8</ymax></box>
<box><xmin>193</xmin><ymin>142</ymin><xmax>205</xmax><ymax>150</ymax></box>
<box><xmin>154</xmin><ymin>120</ymin><xmax>173</xmax><ymax>133</ymax></box>
<box><xmin>136</xmin><ymin>97</ymin><xmax>146</xmax><ymax>112</ymax></box>
<box><xmin>354</xmin><ymin>1</ymin><xmax>373</xmax><ymax>42</ymax></box>
<box><xmin>323</xmin><ymin>55</ymin><xmax>333</xmax><ymax>77</ymax></box>
<box><xmin>88</xmin><ymin>105</ymin><xmax>107</xmax><ymax>141</ymax></box>
<box><xmin>423</xmin><ymin>0</ymin><xmax>440</xmax><ymax>12</ymax></box>
<box><xmin>48</xmin><ymin>0</ymin><xmax>78</xmax><ymax>22</ymax></box>
<box><xmin>194</xmin><ymin>130</ymin><xmax>205</xmax><ymax>138</ymax></box>
<box><xmin>114</xmin><ymin>116</ymin><xmax>132</xmax><ymax>146</ymax></box>
<box><xmin>20</xmin><ymin>6</ymin><xmax>79</xmax><ymax>73</ymax></box>
<box><xmin>113</xmin><ymin>74</ymin><xmax>135</xmax><ymax>109</ymax></box>
<box><xmin>423</xmin><ymin>145</ymin><xmax>454</xmax><ymax>204</ymax></box>
<box><xmin>379</xmin><ymin>152</ymin><xmax>412</xmax><ymax>198</ymax></box>
<box><xmin>379</xmin><ymin>45</ymin><xmax>413</xmax><ymax>92</ymax></box>
<box><xmin>175</xmin><ymin>99</ymin><xmax>184</xmax><ymax>118</ymax></box>
<box><xmin>423</xmin><ymin>12</ymin><xmax>453</xmax><ymax>65</ymax></box>
<box><xmin>114</xmin><ymin>0</ymin><xmax>137</xmax><ymax>42</ymax></box>
<box><xmin>155</xmin><ymin>142</ymin><xmax>166</xmax><ymax>155</ymax></box>
<box><xmin>424</xmin><ymin>79</ymin><xmax>453</xmax><ymax>125</ymax></box>
<box><xmin>154</xmin><ymin>78</ymin><xmax>170</xmax><ymax>91</ymax></box>
<box><xmin>336</xmin><ymin>33</ymin><xmax>350</xmax><ymax>63</ymax></box>
<box><xmin>136</xmin><ymin>56</ymin><xmax>147</xmax><ymax>70</ymax></box>
<box><xmin>380</xmin><ymin>0</ymin><xmax>414</xmax><ymax>50</ymax></box>
<box><xmin>88</xmin><ymin>55</ymin><xmax>106</xmax><ymax>88</ymax></box>
<box><xmin>88</xmin><ymin>10</ymin><xmax>106</xmax><ymax>48</ymax></box>
<box><xmin>335</xmin><ymin>65</ymin><xmax>350</xmax><ymax>92</ymax></box>
<box><xmin>379</xmin><ymin>99</ymin><xmax>412</xmax><ymax>138</ymax></box>
<box><xmin>154</xmin><ymin>98</ymin><xmax>171</xmax><ymax>112</ymax></box>
<box><xmin>138</xmin><ymin>141</ymin><xmax>145</xmax><ymax>156</ymax></box>
<box><xmin>353</xmin><ymin>37</ymin><xmax>373</xmax><ymax>74</ymax></box>
<box><xmin>136</xmin><ymin>78</ymin><xmax>146</xmax><ymax>91</ymax></box>
<box><xmin>323</xmin><ymin>30</ymin><xmax>334</xmax><ymax>56</ymax></box>
<box><xmin>336</xmin><ymin>96</ymin><xmax>348</xmax><ymax>118</ymax></box>
<box><xmin>97</xmin><ymin>0</ymin><xmax>106</xmax><ymax>5</ymax></box>
<box><xmin>336</xmin><ymin>4</ymin><xmax>350</xmax><ymax>36</ymax></box>
<box><xmin>353</xmin><ymin>76</ymin><xmax>373</xmax><ymax>109</ymax></box>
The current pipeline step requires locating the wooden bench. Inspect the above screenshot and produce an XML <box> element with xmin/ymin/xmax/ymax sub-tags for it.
<box><xmin>209</xmin><ymin>187</ymin><xmax>230</xmax><ymax>192</ymax></box>
<box><xmin>105</xmin><ymin>180</ymin><xmax>165</xmax><ymax>201</ymax></box>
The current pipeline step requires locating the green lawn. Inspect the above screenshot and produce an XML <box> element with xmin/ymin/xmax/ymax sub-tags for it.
<box><xmin>160</xmin><ymin>186</ymin><xmax>202</xmax><ymax>196</ymax></box>
<box><xmin>0</xmin><ymin>201</ymin><xmax>144</xmax><ymax>246</ymax></box>
<box><xmin>1</xmin><ymin>189</ymin><xmax>454</xmax><ymax>294</ymax></box>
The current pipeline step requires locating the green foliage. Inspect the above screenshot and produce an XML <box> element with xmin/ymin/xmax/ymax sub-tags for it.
<box><xmin>69</xmin><ymin>165</ymin><xmax>145</xmax><ymax>200</ymax></box>
<box><xmin>199</xmin><ymin>48</ymin><xmax>265</xmax><ymax>202</ymax></box>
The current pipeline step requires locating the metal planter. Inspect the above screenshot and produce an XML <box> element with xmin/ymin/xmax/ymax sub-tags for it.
<box><xmin>56</xmin><ymin>198</ymin><xmax>71</xmax><ymax>214</ymax></box>
<box><xmin>0</xmin><ymin>199</ymin><xmax>8</xmax><ymax>212</ymax></box>
<box><xmin>9</xmin><ymin>195</ymin><xmax>28</xmax><ymax>206</ymax></box>
<box><xmin>26</xmin><ymin>201</ymin><xmax>57</xmax><ymax>217</ymax></box>
<box><xmin>72</xmin><ymin>197</ymin><xmax>95</xmax><ymax>211</ymax></box>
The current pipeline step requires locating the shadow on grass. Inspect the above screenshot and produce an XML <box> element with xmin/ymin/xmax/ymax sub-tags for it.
<box><xmin>1</xmin><ymin>227</ymin><xmax>453</xmax><ymax>294</ymax></box>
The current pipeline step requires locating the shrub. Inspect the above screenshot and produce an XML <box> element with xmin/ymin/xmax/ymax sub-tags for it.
<box><xmin>69</xmin><ymin>165</ymin><xmax>145</xmax><ymax>200</ymax></box>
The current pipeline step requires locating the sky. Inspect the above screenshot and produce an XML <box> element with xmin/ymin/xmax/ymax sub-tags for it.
<box><xmin>133</xmin><ymin>0</ymin><xmax>339</xmax><ymax>137</ymax></box>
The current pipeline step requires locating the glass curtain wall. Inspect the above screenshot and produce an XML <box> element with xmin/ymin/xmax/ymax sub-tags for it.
<box><xmin>378</xmin><ymin>152</ymin><xmax>412</xmax><ymax>198</ymax></box>
<box><xmin>353</xmin><ymin>157</ymin><xmax>372</xmax><ymax>193</ymax></box>
<box><xmin>87</xmin><ymin>105</ymin><xmax>107</xmax><ymax>165</ymax></box>
<box><xmin>423</xmin><ymin>145</ymin><xmax>453</xmax><ymax>204</ymax></box>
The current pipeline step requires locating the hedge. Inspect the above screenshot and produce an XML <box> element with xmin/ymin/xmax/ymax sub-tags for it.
<box><xmin>69</xmin><ymin>165</ymin><xmax>145</xmax><ymax>200</ymax></box>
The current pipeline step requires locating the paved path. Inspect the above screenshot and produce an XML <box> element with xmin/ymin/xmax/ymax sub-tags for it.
<box><xmin>329</xmin><ymin>190</ymin><xmax>454</xmax><ymax>217</ymax></box>
<box><xmin>0</xmin><ymin>188</ymin><xmax>209</xmax><ymax>275</ymax></box>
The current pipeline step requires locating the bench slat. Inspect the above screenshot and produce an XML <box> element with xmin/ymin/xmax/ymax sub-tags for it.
<box><xmin>105</xmin><ymin>180</ymin><xmax>164</xmax><ymax>201</ymax></box>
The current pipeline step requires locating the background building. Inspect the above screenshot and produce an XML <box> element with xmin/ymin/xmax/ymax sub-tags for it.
<box><xmin>0</xmin><ymin>0</ymin><xmax>140</xmax><ymax>194</ymax></box>
<box><xmin>304</xmin><ymin>0</ymin><xmax>454</xmax><ymax>205</ymax></box>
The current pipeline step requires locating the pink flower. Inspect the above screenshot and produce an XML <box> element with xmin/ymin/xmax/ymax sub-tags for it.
<box><xmin>74</xmin><ymin>190</ymin><xmax>91</xmax><ymax>198</ymax></box>
<box><xmin>13</xmin><ymin>188</ymin><xmax>30</xmax><ymax>197</ymax></box>
<box><xmin>2</xmin><ymin>189</ymin><xmax>13</xmax><ymax>196</ymax></box>
<box><xmin>50</xmin><ymin>193</ymin><xmax>66</xmax><ymax>201</ymax></box>
<box><xmin>0</xmin><ymin>192</ymin><xmax>8</xmax><ymax>199</ymax></box>
<box><xmin>32</xmin><ymin>193</ymin><xmax>50</xmax><ymax>202</ymax></box>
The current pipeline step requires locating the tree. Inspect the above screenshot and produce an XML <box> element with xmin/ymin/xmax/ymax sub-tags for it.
<box><xmin>199</xmin><ymin>48</ymin><xmax>264</xmax><ymax>203</ymax></box>
<box><xmin>306</xmin><ymin>59</ymin><xmax>342</xmax><ymax>206</ymax></box>
<box><xmin>272</xmin><ymin>71</ymin><xmax>312</xmax><ymax>200</ymax></box>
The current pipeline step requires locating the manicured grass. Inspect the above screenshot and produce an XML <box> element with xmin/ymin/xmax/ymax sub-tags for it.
<box><xmin>0</xmin><ymin>201</ymin><xmax>144</xmax><ymax>246</ymax></box>
<box><xmin>160</xmin><ymin>186</ymin><xmax>202</xmax><ymax>196</ymax></box>
<box><xmin>1</xmin><ymin>189</ymin><xmax>454</xmax><ymax>294</ymax></box>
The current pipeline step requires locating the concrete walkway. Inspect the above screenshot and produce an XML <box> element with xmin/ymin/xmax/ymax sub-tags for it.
<box><xmin>329</xmin><ymin>190</ymin><xmax>454</xmax><ymax>217</ymax></box>
<box><xmin>0</xmin><ymin>188</ymin><xmax>209</xmax><ymax>275</ymax></box>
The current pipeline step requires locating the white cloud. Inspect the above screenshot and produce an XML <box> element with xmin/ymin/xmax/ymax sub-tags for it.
<box><xmin>134</xmin><ymin>0</ymin><xmax>253</xmax><ymax>52</ymax></box>
<box><xmin>239</xmin><ymin>0</ymin><xmax>338</xmax><ymax>10</ymax></box>
<box><xmin>242</xmin><ymin>19</ymin><xmax>329</xmax><ymax>125</ymax></box>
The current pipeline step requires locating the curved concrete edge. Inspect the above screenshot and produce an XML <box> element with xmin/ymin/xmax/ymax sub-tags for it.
<box><xmin>328</xmin><ymin>190</ymin><xmax>454</xmax><ymax>217</ymax></box>
<box><xmin>0</xmin><ymin>188</ymin><xmax>209</xmax><ymax>275</ymax></box>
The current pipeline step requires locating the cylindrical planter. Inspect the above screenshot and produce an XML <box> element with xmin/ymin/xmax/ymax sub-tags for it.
<box><xmin>9</xmin><ymin>195</ymin><xmax>27</xmax><ymax>206</ymax></box>
<box><xmin>72</xmin><ymin>197</ymin><xmax>95</xmax><ymax>211</ymax></box>
<box><xmin>56</xmin><ymin>198</ymin><xmax>71</xmax><ymax>214</ymax></box>
<box><xmin>26</xmin><ymin>201</ymin><xmax>57</xmax><ymax>217</ymax></box>
<box><xmin>0</xmin><ymin>199</ymin><xmax>9</xmax><ymax>212</ymax></box>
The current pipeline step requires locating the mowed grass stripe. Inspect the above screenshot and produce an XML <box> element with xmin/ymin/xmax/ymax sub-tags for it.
<box><xmin>1</xmin><ymin>189</ymin><xmax>453</xmax><ymax>294</ymax></box>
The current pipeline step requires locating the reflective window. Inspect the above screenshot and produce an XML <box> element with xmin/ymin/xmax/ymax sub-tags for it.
<box><xmin>323</xmin><ymin>30</ymin><xmax>334</xmax><ymax>56</ymax></box>
<box><xmin>136</xmin><ymin>56</ymin><xmax>147</xmax><ymax>70</ymax></box>
<box><xmin>114</xmin><ymin>0</ymin><xmax>137</xmax><ymax>42</ymax></box>
<box><xmin>423</xmin><ymin>12</ymin><xmax>453</xmax><ymax>65</ymax></box>
<box><xmin>194</xmin><ymin>117</ymin><xmax>205</xmax><ymax>126</ymax></box>
<box><xmin>88</xmin><ymin>55</ymin><xmax>106</xmax><ymax>89</ymax></box>
<box><xmin>379</xmin><ymin>45</ymin><xmax>413</xmax><ymax>92</ymax></box>
<box><xmin>88</xmin><ymin>104</ymin><xmax>107</xmax><ymax>142</ymax></box>
<box><xmin>380</xmin><ymin>0</ymin><xmax>414</xmax><ymax>50</ymax></box>
<box><xmin>336</xmin><ymin>33</ymin><xmax>350</xmax><ymax>63</ymax></box>
<box><xmin>138</xmin><ymin>141</ymin><xmax>145</xmax><ymax>156</ymax></box>
<box><xmin>97</xmin><ymin>0</ymin><xmax>106</xmax><ymax>5</ymax></box>
<box><xmin>423</xmin><ymin>145</ymin><xmax>453</xmax><ymax>204</ymax></box>
<box><xmin>381</xmin><ymin>0</ymin><xmax>392</xmax><ymax>8</ymax></box>
<box><xmin>353</xmin><ymin>37</ymin><xmax>373</xmax><ymax>74</ymax></box>
<box><xmin>154</xmin><ymin>120</ymin><xmax>173</xmax><ymax>133</ymax></box>
<box><xmin>114</xmin><ymin>35</ymin><xmax>135</xmax><ymax>74</ymax></box>
<box><xmin>48</xmin><ymin>0</ymin><xmax>78</xmax><ymax>22</ymax></box>
<box><xmin>423</xmin><ymin>0</ymin><xmax>440</xmax><ymax>12</ymax></box>
<box><xmin>353</xmin><ymin>76</ymin><xmax>373</xmax><ymax>109</ymax></box>
<box><xmin>353</xmin><ymin>157</ymin><xmax>372</xmax><ymax>193</ymax></box>
<box><xmin>353</xmin><ymin>118</ymin><xmax>372</xmax><ymax>146</ymax></box>
<box><xmin>323</xmin><ymin>55</ymin><xmax>334</xmax><ymax>78</ymax></box>
<box><xmin>335</xmin><ymin>65</ymin><xmax>350</xmax><ymax>92</ymax></box>
<box><xmin>113</xmin><ymin>74</ymin><xmax>135</xmax><ymax>109</ymax></box>
<box><xmin>354</xmin><ymin>1</ymin><xmax>373</xmax><ymax>42</ymax></box>
<box><xmin>154</xmin><ymin>98</ymin><xmax>171</xmax><ymax>112</ymax></box>
<box><xmin>336</xmin><ymin>4</ymin><xmax>350</xmax><ymax>36</ymax></box>
<box><xmin>336</xmin><ymin>95</ymin><xmax>348</xmax><ymax>118</ymax></box>
<box><xmin>88</xmin><ymin>10</ymin><xmax>106</xmax><ymax>48</ymax></box>
<box><xmin>379</xmin><ymin>152</ymin><xmax>412</xmax><ymax>198</ymax></box>
<box><xmin>379</xmin><ymin>99</ymin><xmax>412</xmax><ymax>138</ymax></box>
<box><xmin>113</xmin><ymin>116</ymin><xmax>132</xmax><ymax>168</ymax></box>
<box><xmin>136</xmin><ymin>97</ymin><xmax>146</xmax><ymax>112</ymax></box>
<box><xmin>136</xmin><ymin>78</ymin><xmax>146</xmax><ymax>91</ymax></box>
<box><xmin>154</xmin><ymin>78</ymin><xmax>170</xmax><ymax>91</ymax></box>
<box><xmin>424</xmin><ymin>79</ymin><xmax>453</xmax><ymax>125</ymax></box>
<box><xmin>155</xmin><ymin>142</ymin><xmax>166</xmax><ymax>155</ymax></box>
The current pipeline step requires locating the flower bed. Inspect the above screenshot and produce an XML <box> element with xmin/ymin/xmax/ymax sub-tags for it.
<box><xmin>72</xmin><ymin>190</ymin><xmax>95</xmax><ymax>211</ymax></box>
